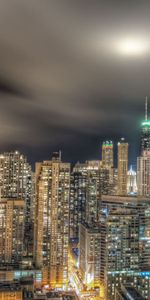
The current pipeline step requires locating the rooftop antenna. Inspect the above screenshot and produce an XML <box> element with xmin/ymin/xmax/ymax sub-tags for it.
<box><xmin>145</xmin><ymin>96</ymin><xmax>148</xmax><ymax>121</ymax></box>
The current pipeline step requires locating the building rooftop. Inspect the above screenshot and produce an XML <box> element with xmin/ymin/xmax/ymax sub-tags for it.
<box><xmin>0</xmin><ymin>281</ymin><xmax>22</xmax><ymax>292</ymax></box>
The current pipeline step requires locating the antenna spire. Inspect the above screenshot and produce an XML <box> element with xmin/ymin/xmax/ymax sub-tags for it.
<box><xmin>145</xmin><ymin>96</ymin><xmax>148</xmax><ymax>121</ymax></box>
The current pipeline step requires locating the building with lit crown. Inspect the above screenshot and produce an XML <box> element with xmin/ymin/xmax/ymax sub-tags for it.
<box><xmin>102</xmin><ymin>141</ymin><xmax>114</xmax><ymax>168</ymax></box>
<box><xmin>127</xmin><ymin>166</ymin><xmax>137</xmax><ymax>195</ymax></box>
<box><xmin>140</xmin><ymin>97</ymin><xmax>150</xmax><ymax>155</ymax></box>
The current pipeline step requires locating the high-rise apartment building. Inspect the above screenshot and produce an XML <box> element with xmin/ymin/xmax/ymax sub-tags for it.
<box><xmin>137</xmin><ymin>150</ymin><xmax>150</xmax><ymax>196</ymax></box>
<box><xmin>140</xmin><ymin>97</ymin><xmax>150</xmax><ymax>155</ymax></box>
<box><xmin>117</xmin><ymin>138</ymin><xmax>128</xmax><ymax>195</ymax></box>
<box><xmin>70</xmin><ymin>163</ymin><xmax>87</xmax><ymax>240</ymax></box>
<box><xmin>79</xmin><ymin>223</ymin><xmax>102</xmax><ymax>290</ymax></box>
<box><xmin>0</xmin><ymin>198</ymin><xmax>24</xmax><ymax>266</ymax></box>
<box><xmin>0</xmin><ymin>151</ymin><xmax>33</xmax><ymax>254</ymax></box>
<box><xmin>100</xmin><ymin>195</ymin><xmax>150</xmax><ymax>300</ymax></box>
<box><xmin>34</xmin><ymin>153</ymin><xmax>70</xmax><ymax>288</ymax></box>
<box><xmin>102</xmin><ymin>141</ymin><xmax>114</xmax><ymax>168</ymax></box>
<box><xmin>70</xmin><ymin>160</ymin><xmax>110</xmax><ymax>239</ymax></box>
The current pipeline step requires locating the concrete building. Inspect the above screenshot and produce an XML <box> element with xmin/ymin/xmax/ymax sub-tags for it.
<box><xmin>102</xmin><ymin>141</ymin><xmax>114</xmax><ymax>168</ymax></box>
<box><xmin>34</xmin><ymin>152</ymin><xmax>70</xmax><ymax>288</ymax></box>
<box><xmin>100</xmin><ymin>195</ymin><xmax>150</xmax><ymax>300</ymax></box>
<box><xmin>0</xmin><ymin>151</ymin><xmax>33</xmax><ymax>255</ymax></box>
<box><xmin>127</xmin><ymin>166</ymin><xmax>137</xmax><ymax>195</ymax></box>
<box><xmin>140</xmin><ymin>97</ymin><xmax>150</xmax><ymax>155</ymax></box>
<box><xmin>0</xmin><ymin>282</ymin><xmax>22</xmax><ymax>300</ymax></box>
<box><xmin>137</xmin><ymin>150</ymin><xmax>150</xmax><ymax>196</ymax></box>
<box><xmin>70</xmin><ymin>160</ymin><xmax>110</xmax><ymax>239</ymax></box>
<box><xmin>0</xmin><ymin>198</ymin><xmax>24</xmax><ymax>266</ymax></box>
<box><xmin>79</xmin><ymin>223</ymin><xmax>101</xmax><ymax>289</ymax></box>
<box><xmin>117</xmin><ymin>138</ymin><xmax>128</xmax><ymax>196</ymax></box>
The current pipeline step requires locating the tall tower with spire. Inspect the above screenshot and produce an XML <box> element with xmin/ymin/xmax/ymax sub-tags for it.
<box><xmin>140</xmin><ymin>97</ymin><xmax>150</xmax><ymax>155</ymax></box>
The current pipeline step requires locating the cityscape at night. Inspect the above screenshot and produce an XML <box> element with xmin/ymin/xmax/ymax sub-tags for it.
<box><xmin>0</xmin><ymin>1</ymin><xmax>150</xmax><ymax>300</ymax></box>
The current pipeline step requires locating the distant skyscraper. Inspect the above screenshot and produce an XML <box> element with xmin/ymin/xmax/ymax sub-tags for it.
<box><xmin>0</xmin><ymin>198</ymin><xmax>24</xmax><ymax>266</ymax></box>
<box><xmin>117</xmin><ymin>138</ymin><xmax>128</xmax><ymax>196</ymax></box>
<box><xmin>137</xmin><ymin>151</ymin><xmax>150</xmax><ymax>196</ymax></box>
<box><xmin>102</xmin><ymin>140</ymin><xmax>114</xmax><ymax>168</ymax></box>
<box><xmin>140</xmin><ymin>97</ymin><xmax>150</xmax><ymax>155</ymax></box>
<box><xmin>0</xmin><ymin>151</ymin><xmax>33</xmax><ymax>254</ymax></box>
<box><xmin>34</xmin><ymin>152</ymin><xmax>70</xmax><ymax>288</ymax></box>
<box><xmin>127</xmin><ymin>166</ymin><xmax>137</xmax><ymax>195</ymax></box>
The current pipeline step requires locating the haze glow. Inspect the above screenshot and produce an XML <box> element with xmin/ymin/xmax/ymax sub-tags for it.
<box><xmin>117</xmin><ymin>38</ymin><xmax>148</xmax><ymax>56</ymax></box>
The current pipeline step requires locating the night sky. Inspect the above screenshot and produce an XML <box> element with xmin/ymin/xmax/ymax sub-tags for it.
<box><xmin>0</xmin><ymin>0</ymin><xmax>150</xmax><ymax>168</ymax></box>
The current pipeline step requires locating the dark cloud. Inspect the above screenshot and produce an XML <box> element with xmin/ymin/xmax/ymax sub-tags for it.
<box><xmin>0</xmin><ymin>0</ymin><xmax>149</xmax><ymax>166</ymax></box>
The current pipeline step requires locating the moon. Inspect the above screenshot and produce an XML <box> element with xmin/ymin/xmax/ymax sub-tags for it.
<box><xmin>117</xmin><ymin>38</ymin><xmax>148</xmax><ymax>56</ymax></box>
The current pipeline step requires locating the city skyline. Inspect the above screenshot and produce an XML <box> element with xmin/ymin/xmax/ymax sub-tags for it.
<box><xmin>0</xmin><ymin>1</ymin><xmax>150</xmax><ymax>165</ymax></box>
<box><xmin>0</xmin><ymin>2</ymin><xmax>150</xmax><ymax>299</ymax></box>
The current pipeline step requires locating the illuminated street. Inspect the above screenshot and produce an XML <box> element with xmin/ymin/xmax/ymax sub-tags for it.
<box><xmin>68</xmin><ymin>248</ymin><xmax>102</xmax><ymax>300</ymax></box>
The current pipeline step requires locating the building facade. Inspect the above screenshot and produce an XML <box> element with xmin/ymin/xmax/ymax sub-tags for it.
<box><xmin>137</xmin><ymin>151</ymin><xmax>150</xmax><ymax>196</ymax></box>
<box><xmin>102</xmin><ymin>141</ymin><xmax>114</xmax><ymax>168</ymax></box>
<box><xmin>79</xmin><ymin>223</ymin><xmax>102</xmax><ymax>290</ymax></box>
<box><xmin>100</xmin><ymin>195</ymin><xmax>150</xmax><ymax>300</ymax></box>
<box><xmin>140</xmin><ymin>98</ymin><xmax>150</xmax><ymax>155</ymax></box>
<box><xmin>34</xmin><ymin>153</ymin><xmax>70</xmax><ymax>288</ymax></box>
<box><xmin>0</xmin><ymin>151</ymin><xmax>33</xmax><ymax>255</ymax></box>
<box><xmin>117</xmin><ymin>138</ymin><xmax>128</xmax><ymax>196</ymax></box>
<box><xmin>0</xmin><ymin>198</ymin><xmax>24</xmax><ymax>266</ymax></box>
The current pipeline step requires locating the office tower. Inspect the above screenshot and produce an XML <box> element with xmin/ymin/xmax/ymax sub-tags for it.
<box><xmin>102</xmin><ymin>140</ymin><xmax>114</xmax><ymax>168</ymax></box>
<box><xmin>117</xmin><ymin>138</ymin><xmax>128</xmax><ymax>195</ymax></box>
<box><xmin>140</xmin><ymin>97</ymin><xmax>150</xmax><ymax>155</ymax></box>
<box><xmin>102</xmin><ymin>140</ymin><xmax>114</xmax><ymax>185</ymax></box>
<box><xmin>100</xmin><ymin>195</ymin><xmax>150</xmax><ymax>300</ymax></box>
<box><xmin>0</xmin><ymin>198</ymin><xmax>24</xmax><ymax>266</ymax></box>
<box><xmin>137</xmin><ymin>151</ymin><xmax>150</xmax><ymax>196</ymax></box>
<box><xmin>127</xmin><ymin>166</ymin><xmax>137</xmax><ymax>195</ymax></box>
<box><xmin>70</xmin><ymin>163</ymin><xmax>87</xmax><ymax>239</ymax></box>
<box><xmin>79</xmin><ymin>223</ymin><xmax>102</xmax><ymax>291</ymax></box>
<box><xmin>34</xmin><ymin>152</ymin><xmax>70</xmax><ymax>288</ymax></box>
<box><xmin>0</xmin><ymin>151</ymin><xmax>33</xmax><ymax>254</ymax></box>
<box><xmin>70</xmin><ymin>160</ymin><xmax>110</xmax><ymax>239</ymax></box>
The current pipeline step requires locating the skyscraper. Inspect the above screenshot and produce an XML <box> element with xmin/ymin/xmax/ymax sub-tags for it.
<box><xmin>0</xmin><ymin>151</ymin><xmax>33</xmax><ymax>255</ymax></box>
<box><xmin>137</xmin><ymin>151</ymin><xmax>150</xmax><ymax>196</ymax></box>
<box><xmin>34</xmin><ymin>152</ymin><xmax>70</xmax><ymax>288</ymax></box>
<box><xmin>102</xmin><ymin>140</ymin><xmax>114</xmax><ymax>168</ymax></box>
<box><xmin>117</xmin><ymin>138</ymin><xmax>128</xmax><ymax>196</ymax></box>
<box><xmin>100</xmin><ymin>195</ymin><xmax>150</xmax><ymax>300</ymax></box>
<box><xmin>79</xmin><ymin>223</ymin><xmax>101</xmax><ymax>290</ymax></box>
<box><xmin>70</xmin><ymin>163</ymin><xmax>87</xmax><ymax>239</ymax></box>
<box><xmin>127</xmin><ymin>166</ymin><xmax>137</xmax><ymax>195</ymax></box>
<box><xmin>70</xmin><ymin>160</ymin><xmax>110</xmax><ymax>239</ymax></box>
<box><xmin>0</xmin><ymin>198</ymin><xmax>24</xmax><ymax>266</ymax></box>
<box><xmin>140</xmin><ymin>97</ymin><xmax>150</xmax><ymax>155</ymax></box>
